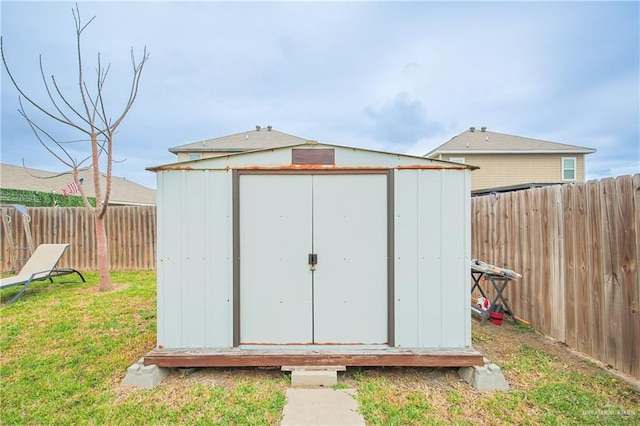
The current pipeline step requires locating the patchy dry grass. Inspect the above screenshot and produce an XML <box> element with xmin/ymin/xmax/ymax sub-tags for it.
<box><xmin>348</xmin><ymin>323</ymin><xmax>639</xmax><ymax>425</ymax></box>
<box><xmin>0</xmin><ymin>272</ymin><xmax>287</xmax><ymax>425</ymax></box>
<box><xmin>2</xmin><ymin>272</ymin><xmax>638</xmax><ymax>425</ymax></box>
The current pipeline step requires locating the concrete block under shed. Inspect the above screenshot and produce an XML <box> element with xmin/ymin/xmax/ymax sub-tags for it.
<box><xmin>122</xmin><ymin>358</ymin><xmax>169</xmax><ymax>389</ymax></box>
<box><xmin>458</xmin><ymin>358</ymin><xmax>510</xmax><ymax>392</ymax></box>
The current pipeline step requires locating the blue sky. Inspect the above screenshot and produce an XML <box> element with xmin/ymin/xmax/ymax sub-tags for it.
<box><xmin>1</xmin><ymin>1</ymin><xmax>638</xmax><ymax>189</ymax></box>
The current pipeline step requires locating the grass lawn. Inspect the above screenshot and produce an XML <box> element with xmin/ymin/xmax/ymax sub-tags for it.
<box><xmin>1</xmin><ymin>271</ymin><xmax>638</xmax><ymax>425</ymax></box>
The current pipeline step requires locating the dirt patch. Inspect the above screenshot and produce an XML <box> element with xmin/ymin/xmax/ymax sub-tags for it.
<box><xmin>79</xmin><ymin>282</ymin><xmax>131</xmax><ymax>295</ymax></box>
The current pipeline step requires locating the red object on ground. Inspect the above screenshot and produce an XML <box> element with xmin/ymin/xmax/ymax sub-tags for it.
<box><xmin>489</xmin><ymin>312</ymin><xmax>504</xmax><ymax>326</ymax></box>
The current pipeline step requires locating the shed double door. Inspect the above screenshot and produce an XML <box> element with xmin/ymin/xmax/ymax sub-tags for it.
<box><xmin>239</xmin><ymin>173</ymin><xmax>388</xmax><ymax>346</ymax></box>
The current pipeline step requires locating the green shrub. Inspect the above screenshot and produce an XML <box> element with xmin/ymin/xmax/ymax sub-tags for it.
<box><xmin>0</xmin><ymin>188</ymin><xmax>96</xmax><ymax>207</ymax></box>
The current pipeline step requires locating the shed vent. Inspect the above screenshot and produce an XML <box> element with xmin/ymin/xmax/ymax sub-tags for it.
<box><xmin>267</xmin><ymin>125</ymin><xmax>272</xmax><ymax>131</ymax></box>
<box><xmin>481</xmin><ymin>126</ymin><xmax>487</xmax><ymax>132</ymax></box>
<box><xmin>256</xmin><ymin>125</ymin><xmax>261</xmax><ymax>131</ymax></box>
<box><xmin>470</xmin><ymin>126</ymin><xmax>475</xmax><ymax>132</ymax></box>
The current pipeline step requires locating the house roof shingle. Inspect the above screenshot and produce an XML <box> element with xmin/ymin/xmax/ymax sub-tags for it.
<box><xmin>169</xmin><ymin>127</ymin><xmax>309</xmax><ymax>154</ymax></box>
<box><xmin>426</xmin><ymin>128</ymin><xmax>597</xmax><ymax>156</ymax></box>
<box><xmin>0</xmin><ymin>163</ymin><xmax>156</xmax><ymax>206</ymax></box>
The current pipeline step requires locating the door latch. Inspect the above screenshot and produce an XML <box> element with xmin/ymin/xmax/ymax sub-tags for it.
<box><xmin>308</xmin><ymin>253</ymin><xmax>318</xmax><ymax>270</ymax></box>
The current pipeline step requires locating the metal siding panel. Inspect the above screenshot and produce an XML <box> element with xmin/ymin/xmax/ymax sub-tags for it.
<box><xmin>393</xmin><ymin>170</ymin><xmax>420</xmax><ymax>348</ymax></box>
<box><xmin>418</xmin><ymin>171</ymin><xmax>444</xmax><ymax>347</ymax></box>
<box><xmin>156</xmin><ymin>172</ymin><xmax>166</xmax><ymax>346</ymax></box>
<box><xmin>440</xmin><ymin>171</ymin><xmax>467</xmax><ymax>348</ymax></box>
<box><xmin>205</xmin><ymin>170</ymin><xmax>233</xmax><ymax>348</ymax></box>
<box><xmin>158</xmin><ymin>170</ymin><xmax>233</xmax><ymax>349</ymax></box>
<box><xmin>464</xmin><ymin>170</ymin><xmax>472</xmax><ymax>346</ymax></box>
<box><xmin>313</xmin><ymin>174</ymin><xmax>388</xmax><ymax>344</ymax></box>
<box><xmin>240</xmin><ymin>174</ymin><xmax>313</xmax><ymax>344</ymax></box>
<box><xmin>158</xmin><ymin>171</ymin><xmax>187</xmax><ymax>348</ymax></box>
<box><xmin>181</xmin><ymin>172</ymin><xmax>208</xmax><ymax>348</ymax></box>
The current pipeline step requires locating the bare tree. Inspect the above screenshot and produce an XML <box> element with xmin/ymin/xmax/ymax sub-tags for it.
<box><xmin>1</xmin><ymin>4</ymin><xmax>149</xmax><ymax>291</ymax></box>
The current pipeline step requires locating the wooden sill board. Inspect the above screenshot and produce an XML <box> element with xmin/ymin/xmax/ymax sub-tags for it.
<box><xmin>144</xmin><ymin>348</ymin><xmax>484</xmax><ymax>368</ymax></box>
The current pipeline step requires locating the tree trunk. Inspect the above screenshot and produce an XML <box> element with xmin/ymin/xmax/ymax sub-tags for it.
<box><xmin>95</xmin><ymin>211</ymin><xmax>112</xmax><ymax>291</ymax></box>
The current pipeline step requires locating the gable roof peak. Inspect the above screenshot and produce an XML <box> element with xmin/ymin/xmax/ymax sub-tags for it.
<box><xmin>426</xmin><ymin>128</ymin><xmax>596</xmax><ymax>156</ymax></box>
<box><xmin>169</xmin><ymin>127</ymin><xmax>309</xmax><ymax>153</ymax></box>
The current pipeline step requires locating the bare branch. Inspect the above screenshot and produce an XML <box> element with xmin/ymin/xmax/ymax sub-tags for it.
<box><xmin>72</xmin><ymin>3</ymin><xmax>96</xmax><ymax>34</ymax></box>
<box><xmin>1</xmin><ymin>37</ymin><xmax>89</xmax><ymax>134</ymax></box>
<box><xmin>110</xmin><ymin>46</ymin><xmax>149</xmax><ymax>129</ymax></box>
<box><xmin>82</xmin><ymin>80</ymin><xmax>100</xmax><ymax>124</ymax></box>
<box><xmin>50</xmin><ymin>74</ymin><xmax>93</xmax><ymax>128</ymax></box>
<box><xmin>72</xmin><ymin>3</ymin><xmax>95</xmax><ymax>127</ymax></box>
<box><xmin>96</xmin><ymin>56</ymin><xmax>111</xmax><ymax>131</ymax></box>
<box><xmin>37</xmin><ymin>55</ymin><xmax>78</xmax><ymax>125</ymax></box>
<box><xmin>18</xmin><ymin>98</ymin><xmax>76</xmax><ymax>169</ymax></box>
<box><xmin>20</xmin><ymin>159</ymin><xmax>77</xmax><ymax>180</ymax></box>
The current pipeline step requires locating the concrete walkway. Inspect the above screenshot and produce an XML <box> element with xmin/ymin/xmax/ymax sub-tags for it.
<box><xmin>281</xmin><ymin>388</ymin><xmax>365</xmax><ymax>426</ymax></box>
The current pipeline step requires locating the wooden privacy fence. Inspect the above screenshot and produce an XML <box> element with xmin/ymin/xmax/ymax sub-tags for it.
<box><xmin>1</xmin><ymin>206</ymin><xmax>156</xmax><ymax>272</ymax></box>
<box><xmin>472</xmin><ymin>174</ymin><xmax>639</xmax><ymax>379</ymax></box>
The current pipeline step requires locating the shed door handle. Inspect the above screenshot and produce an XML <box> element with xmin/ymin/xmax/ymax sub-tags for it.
<box><xmin>308</xmin><ymin>253</ymin><xmax>318</xmax><ymax>266</ymax></box>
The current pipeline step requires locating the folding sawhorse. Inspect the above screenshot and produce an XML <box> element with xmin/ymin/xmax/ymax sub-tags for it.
<box><xmin>471</xmin><ymin>269</ymin><xmax>516</xmax><ymax>322</ymax></box>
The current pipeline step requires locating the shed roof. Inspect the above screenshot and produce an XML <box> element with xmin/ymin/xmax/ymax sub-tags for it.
<box><xmin>426</xmin><ymin>128</ymin><xmax>596</xmax><ymax>156</ymax></box>
<box><xmin>150</xmin><ymin>141</ymin><xmax>478</xmax><ymax>172</ymax></box>
<box><xmin>0</xmin><ymin>163</ymin><xmax>156</xmax><ymax>206</ymax></box>
<box><xmin>168</xmin><ymin>127</ymin><xmax>309</xmax><ymax>153</ymax></box>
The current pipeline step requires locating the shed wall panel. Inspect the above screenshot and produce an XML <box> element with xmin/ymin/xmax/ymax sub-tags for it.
<box><xmin>416</xmin><ymin>171</ymin><xmax>445</xmax><ymax>347</ymax></box>
<box><xmin>393</xmin><ymin>171</ymin><xmax>420</xmax><ymax>347</ymax></box>
<box><xmin>439</xmin><ymin>171</ymin><xmax>471</xmax><ymax>348</ymax></box>
<box><xmin>181</xmin><ymin>172</ymin><xmax>209</xmax><ymax>347</ymax></box>
<box><xmin>205</xmin><ymin>170</ymin><xmax>234</xmax><ymax>348</ymax></box>
<box><xmin>157</xmin><ymin>170</ymin><xmax>233</xmax><ymax>349</ymax></box>
<box><xmin>394</xmin><ymin>169</ymin><xmax>472</xmax><ymax>349</ymax></box>
<box><xmin>157</xmin><ymin>171</ymin><xmax>185</xmax><ymax>348</ymax></box>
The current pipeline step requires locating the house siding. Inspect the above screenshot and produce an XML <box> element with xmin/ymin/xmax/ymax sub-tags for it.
<box><xmin>176</xmin><ymin>151</ymin><xmax>235</xmax><ymax>162</ymax></box>
<box><xmin>440</xmin><ymin>153</ymin><xmax>585</xmax><ymax>190</ymax></box>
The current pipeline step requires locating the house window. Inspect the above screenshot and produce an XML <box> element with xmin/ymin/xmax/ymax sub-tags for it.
<box><xmin>449</xmin><ymin>157</ymin><xmax>465</xmax><ymax>164</ymax></box>
<box><xmin>188</xmin><ymin>153</ymin><xmax>202</xmax><ymax>161</ymax></box>
<box><xmin>562</xmin><ymin>157</ymin><xmax>576</xmax><ymax>181</ymax></box>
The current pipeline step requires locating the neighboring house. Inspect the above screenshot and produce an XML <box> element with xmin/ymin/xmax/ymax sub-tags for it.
<box><xmin>0</xmin><ymin>163</ymin><xmax>156</xmax><ymax>206</ymax></box>
<box><xmin>169</xmin><ymin>125</ymin><xmax>309</xmax><ymax>161</ymax></box>
<box><xmin>425</xmin><ymin>127</ymin><xmax>596</xmax><ymax>192</ymax></box>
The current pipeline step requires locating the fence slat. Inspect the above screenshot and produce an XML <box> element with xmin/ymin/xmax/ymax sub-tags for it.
<box><xmin>574</xmin><ymin>182</ymin><xmax>590</xmax><ymax>355</ymax></box>
<box><xmin>632</xmin><ymin>174</ymin><xmax>640</xmax><ymax>378</ymax></box>
<box><xmin>616</xmin><ymin>175</ymin><xmax>639</xmax><ymax>377</ymax></box>
<box><xmin>587</xmin><ymin>179</ymin><xmax>606</xmax><ymax>362</ymax></box>
<box><xmin>563</xmin><ymin>183</ymin><xmax>577</xmax><ymax>349</ymax></box>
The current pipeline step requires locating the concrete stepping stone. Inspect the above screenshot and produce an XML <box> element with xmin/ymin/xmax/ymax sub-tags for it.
<box><xmin>281</xmin><ymin>388</ymin><xmax>365</xmax><ymax>426</ymax></box>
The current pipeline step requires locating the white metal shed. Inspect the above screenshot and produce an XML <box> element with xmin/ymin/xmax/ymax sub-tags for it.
<box><xmin>146</xmin><ymin>142</ymin><xmax>482</xmax><ymax>367</ymax></box>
